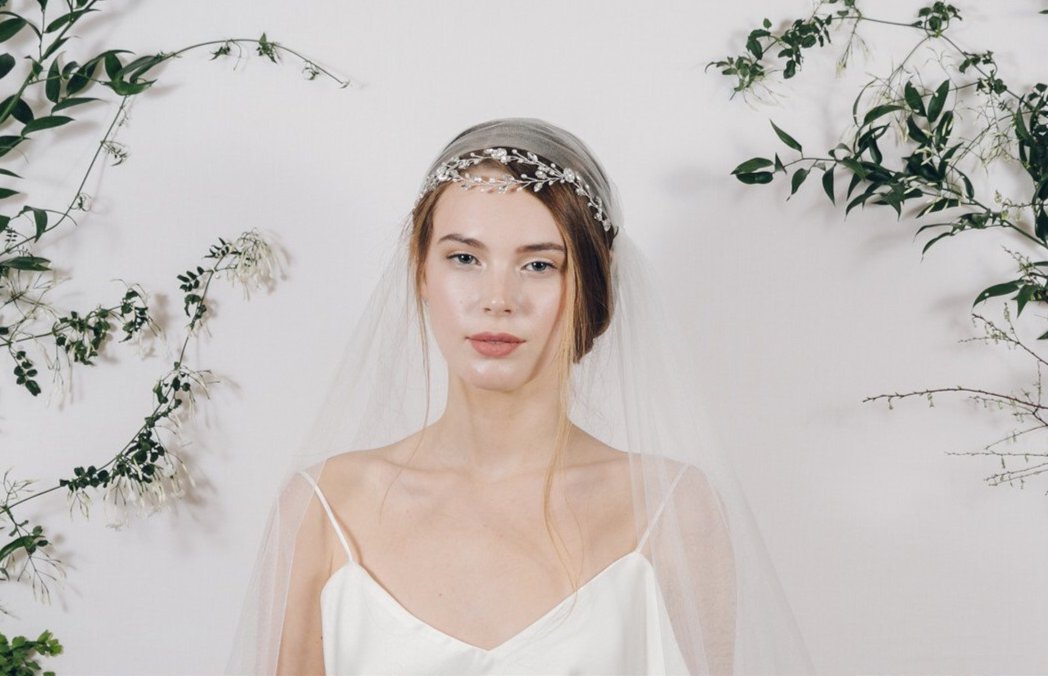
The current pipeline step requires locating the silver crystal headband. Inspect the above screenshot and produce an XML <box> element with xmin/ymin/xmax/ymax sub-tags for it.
<box><xmin>416</xmin><ymin>147</ymin><xmax>615</xmax><ymax>234</ymax></box>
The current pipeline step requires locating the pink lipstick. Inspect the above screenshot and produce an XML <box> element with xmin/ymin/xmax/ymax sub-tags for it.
<box><xmin>468</xmin><ymin>332</ymin><xmax>524</xmax><ymax>358</ymax></box>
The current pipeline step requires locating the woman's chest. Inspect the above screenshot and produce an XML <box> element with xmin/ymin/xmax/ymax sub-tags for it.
<box><xmin>351</xmin><ymin>512</ymin><xmax>592</xmax><ymax>649</ymax></box>
<box><xmin>319</xmin><ymin>551</ymin><xmax>687</xmax><ymax>675</ymax></box>
<box><xmin>343</xmin><ymin>486</ymin><xmax>635</xmax><ymax>651</ymax></box>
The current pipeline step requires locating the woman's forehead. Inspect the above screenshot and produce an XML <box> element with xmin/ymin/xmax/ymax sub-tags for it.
<box><xmin>431</xmin><ymin>185</ymin><xmax>563</xmax><ymax>246</ymax></box>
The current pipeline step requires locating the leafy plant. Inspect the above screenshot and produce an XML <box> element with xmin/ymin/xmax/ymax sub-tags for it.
<box><xmin>0</xmin><ymin>0</ymin><xmax>348</xmax><ymax>666</ymax></box>
<box><xmin>713</xmin><ymin>1</ymin><xmax>1048</xmax><ymax>491</ymax></box>
<box><xmin>0</xmin><ymin>630</ymin><xmax>61</xmax><ymax>676</ymax></box>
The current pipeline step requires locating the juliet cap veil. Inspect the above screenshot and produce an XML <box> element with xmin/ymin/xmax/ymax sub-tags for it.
<box><xmin>227</xmin><ymin>117</ymin><xmax>812</xmax><ymax>674</ymax></box>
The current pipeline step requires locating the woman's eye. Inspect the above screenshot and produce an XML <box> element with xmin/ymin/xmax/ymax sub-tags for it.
<box><xmin>525</xmin><ymin>261</ymin><xmax>556</xmax><ymax>272</ymax></box>
<box><xmin>449</xmin><ymin>253</ymin><xmax>477</xmax><ymax>265</ymax></box>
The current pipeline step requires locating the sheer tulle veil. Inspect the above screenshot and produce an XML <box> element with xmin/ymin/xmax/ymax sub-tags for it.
<box><xmin>226</xmin><ymin>118</ymin><xmax>812</xmax><ymax>674</ymax></box>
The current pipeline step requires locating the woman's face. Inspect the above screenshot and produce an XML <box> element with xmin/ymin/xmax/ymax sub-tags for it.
<box><xmin>421</xmin><ymin>182</ymin><xmax>568</xmax><ymax>394</ymax></box>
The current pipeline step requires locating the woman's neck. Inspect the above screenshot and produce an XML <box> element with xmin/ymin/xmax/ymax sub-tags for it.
<box><xmin>424</xmin><ymin>374</ymin><xmax>569</xmax><ymax>480</ymax></box>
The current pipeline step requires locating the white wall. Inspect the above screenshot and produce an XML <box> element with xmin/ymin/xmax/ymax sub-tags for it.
<box><xmin>2</xmin><ymin>1</ymin><xmax>1046</xmax><ymax>673</ymax></box>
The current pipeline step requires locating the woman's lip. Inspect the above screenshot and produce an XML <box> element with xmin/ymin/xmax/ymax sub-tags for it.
<box><xmin>468</xmin><ymin>332</ymin><xmax>524</xmax><ymax>343</ymax></box>
<box><xmin>469</xmin><ymin>338</ymin><xmax>522</xmax><ymax>357</ymax></box>
<box><xmin>467</xmin><ymin>333</ymin><xmax>524</xmax><ymax>358</ymax></box>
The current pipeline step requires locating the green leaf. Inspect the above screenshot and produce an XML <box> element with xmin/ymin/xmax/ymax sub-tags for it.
<box><xmin>934</xmin><ymin>110</ymin><xmax>954</xmax><ymax>145</ymax></box>
<box><xmin>921</xmin><ymin>230</ymin><xmax>956</xmax><ymax>254</ymax></box>
<box><xmin>52</xmin><ymin>96</ymin><xmax>98</xmax><ymax>112</ymax></box>
<box><xmin>0</xmin><ymin>214</ymin><xmax>9</xmax><ymax>234</ymax></box>
<box><xmin>0</xmin><ymin>95</ymin><xmax>34</xmax><ymax>124</ymax></box>
<box><xmin>0</xmin><ymin>187</ymin><xmax>19</xmax><ymax>199</ymax></box>
<box><xmin>0</xmin><ymin>167</ymin><xmax>22</xmax><ymax>178</ymax></box>
<box><xmin>28</xmin><ymin>207</ymin><xmax>47</xmax><ymax>241</ymax></box>
<box><xmin>840</xmin><ymin>157</ymin><xmax>867</xmax><ymax>180</ymax></box>
<box><xmin>862</xmin><ymin>104</ymin><xmax>904</xmax><ymax>127</ymax></box>
<box><xmin>0</xmin><ymin>255</ymin><xmax>51</xmax><ymax>271</ymax></box>
<box><xmin>960</xmin><ymin>174</ymin><xmax>974</xmax><ymax>200</ymax></box>
<box><xmin>0</xmin><ymin>17</ymin><xmax>26</xmax><ymax>43</ymax></box>
<box><xmin>1037</xmin><ymin>207</ymin><xmax>1048</xmax><ymax>243</ymax></box>
<box><xmin>0</xmin><ymin>53</ymin><xmax>15</xmax><ymax>79</ymax></box>
<box><xmin>731</xmin><ymin>157</ymin><xmax>773</xmax><ymax>174</ymax></box>
<box><xmin>0</xmin><ymin>134</ymin><xmax>23</xmax><ymax>158</ymax></box>
<box><xmin>821</xmin><ymin>168</ymin><xmax>835</xmax><ymax>204</ymax></box>
<box><xmin>0</xmin><ymin>534</ymin><xmax>38</xmax><ymax>560</ymax></box>
<box><xmin>789</xmin><ymin>167</ymin><xmax>810</xmax><ymax>196</ymax></box>
<box><xmin>108</xmin><ymin>78</ymin><xmax>154</xmax><ymax>96</ymax></box>
<box><xmin>927</xmin><ymin>80</ymin><xmax>950</xmax><ymax>123</ymax></box>
<box><xmin>67</xmin><ymin>60</ymin><xmax>99</xmax><ymax>95</ymax></box>
<box><xmin>845</xmin><ymin>171</ymin><xmax>863</xmax><ymax>198</ymax></box>
<box><xmin>21</xmin><ymin>115</ymin><xmax>73</xmax><ymax>134</ymax></box>
<box><xmin>42</xmin><ymin>35</ymin><xmax>69</xmax><ymax>60</ymax></box>
<box><xmin>735</xmin><ymin>171</ymin><xmax>775</xmax><ymax>185</ymax></box>
<box><xmin>903</xmin><ymin>81</ymin><xmax>926</xmax><ymax>116</ymax></box>
<box><xmin>93</xmin><ymin>49</ymin><xmax>132</xmax><ymax>82</ymax></box>
<box><xmin>867</xmin><ymin>135</ymin><xmax>883</xmax><ymax>165</ymax></box>
<box><xmin>45</xmin><ymin>58</ymin><xmax>61</xmax><ymax>103</ymax></box>
<box><xmin>1015</xmin><ymin>109</ymin><xmax>1033</xmax><ymax>144</ymax></box>
<box><xmin>1015</xmin><ymin>285</ymin><xmax>1035</xmax><ymax>316</ymax></box>
<box><xmin>845</xmin><ymin>185</ymin><xmax>878</xmax><ymax>215</ymax></box>
<box><xmin>45</xmin><ymin>7</ymin><xmax>98</xmax><ymax>33</ymax></box>
<box><xmin>904</xmin><ymin>117</ymin><xmax>929</xmax><ymax>146</ymax></box>
<box><xmin>118</xmin><ymin>53</ymin><xmax>165</xmax><ymax>81</ymax></box>
<box><xmin>1038</xmin><ymin>178</ymin><xmax>1048</xmax><ymax>202</ymax></box>
<box><xmin>918</xmin><ymin>198</ymin><xmax>958</xmax><ymax>217</ymax></box>
<box><xmin>770</xmin><ymin>120</ymin><xmax>803</xmax><ymax>153</ymax></box>
<box><xmin>973</xmin><ymin>280</ymin><xmax>1019</xmax><ymax>307</ymax></box>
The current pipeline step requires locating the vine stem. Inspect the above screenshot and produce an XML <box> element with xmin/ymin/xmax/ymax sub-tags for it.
<box><xmin>987</xmin><ymin>461</ymin><xmax>1048</xmax><ymax>483</ymax></box>
<box><xmin>4</xmin><ymin>302</ymin><xmax>121</xmax><ymax>346</ymax></box>
<box><xmin>5</xmin><ymin>96</ymin><xmax>129</xmax><ymax>252</ymax></box>
<box><xmin>950</xmin><ymin>450</ymin><xmax>1048</xmax><ymax>457</ymax></box>
<box><xmin>4</xmin><ymin>38</ymin><xmax>347</xmax><ymax>254</ymax></box>
<box><xmin>4</xmin><ymin>259</ymin><xmax>236</xmax><ymax>513</ymax></box>
<box><xmin>166</xmin><ymin>38</ymin><xmax>351</xmax><ymax>87</ymax></box>
<box><xmin>971</xmin><ymin>313</ymin><xmax>1048</xmax><ymax>370</ymax></box>
<box><xmin>864</xmin><ymin>386</ymin><xmax>1048</xmax><ymax>424</ymax></box>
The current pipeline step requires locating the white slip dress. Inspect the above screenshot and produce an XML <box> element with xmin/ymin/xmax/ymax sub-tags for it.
<box><xmin>299</xmin><ymin>468</ymin><xmax>690</xmax><ymax>675</ymax></box>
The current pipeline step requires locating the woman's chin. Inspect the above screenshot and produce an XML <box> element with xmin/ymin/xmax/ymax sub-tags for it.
<box><xmin>466</xmin><ymin>376</ymin><xmax>530</xmax><ymax>394</ymax></box>
<box><xmin>458</xmin><ymin>367</ymin><xmax>536</xmax><ymax>394</ymax></box>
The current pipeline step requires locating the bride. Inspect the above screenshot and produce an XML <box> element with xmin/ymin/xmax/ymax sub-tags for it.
<box><xmin>228</xmin><ymin>118</ymin><xmax>811</xmax><ymax>675</ymax></box>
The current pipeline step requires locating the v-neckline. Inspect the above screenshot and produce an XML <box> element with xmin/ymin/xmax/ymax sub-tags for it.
<box><xmin>323</xmin><ymin>549</ymin><xmax>645</xmax><ymax>655</ymax></box>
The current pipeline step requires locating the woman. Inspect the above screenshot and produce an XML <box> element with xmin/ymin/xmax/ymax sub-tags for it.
<box><xmin>228</xmin><ymin>119</ymin><xmax>811</xmax><ymax>675</ymax></box>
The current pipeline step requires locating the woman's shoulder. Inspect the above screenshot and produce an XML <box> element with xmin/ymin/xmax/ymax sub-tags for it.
<box><xmin>307</xmin><ymin>432</ymin><xmax>425</xmax><ymax>505</ymax></box>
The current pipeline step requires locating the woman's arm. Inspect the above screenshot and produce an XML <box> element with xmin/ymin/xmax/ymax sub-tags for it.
<box><xmin>650</xmin><ymin>464</ymin><xmax>737</xmax><ymax>675</ymax></box>
<box><xmin>275</xmin><ymin>483</ymin><xmax>336</xmax><ymax>676</ymax></box>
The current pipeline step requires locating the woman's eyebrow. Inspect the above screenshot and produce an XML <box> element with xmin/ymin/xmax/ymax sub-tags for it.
<box><xmin>437</xmin><ymin>233</ymin><xmax>484</xmax><ymax>249</ymax></box>
<box><xmin>518</xmin><ymin>242</ymin><xmax>566</xmax><ymax>254</ymax></box>
<box><xmin>437</xmin><ymin>233</ymin><xmax>565</xmax><ymax>254</ymax></box>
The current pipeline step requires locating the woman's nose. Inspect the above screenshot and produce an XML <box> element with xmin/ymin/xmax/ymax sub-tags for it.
<box><xmin>482</xmin><ymin>269</ymin><xmax>517</xmax><ymax>314</ymax></box>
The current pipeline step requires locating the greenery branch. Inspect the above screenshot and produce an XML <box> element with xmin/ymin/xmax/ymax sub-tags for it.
<box><xmin>0</xmin><ymin>0</ymin><xmax>347</xmax><ymax>668</ymax></box>
<box><xmin>714</xmin><ymin>1</ymin><xmax>1048</xmax><ymax>491</ymax></box>
<box><xmin>0</xmin><ymin>630</ymin><xmax>61</xmax><ymax>676</ymax></box>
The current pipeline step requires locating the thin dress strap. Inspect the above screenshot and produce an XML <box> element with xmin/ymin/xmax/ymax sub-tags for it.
<box><xmin>297</xmin><ymin>470</ymin><xmax>355</xmax><ymax>563</ymax></box>
<box><xmin>634</xmin><ymin>464</ymin><xmax>689</xmax><ymax>553</ymax></box>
